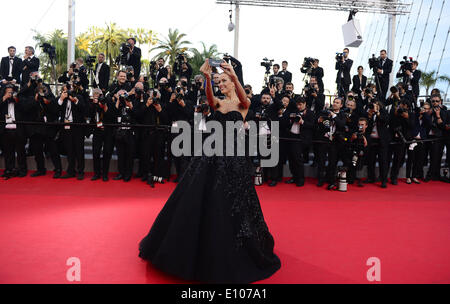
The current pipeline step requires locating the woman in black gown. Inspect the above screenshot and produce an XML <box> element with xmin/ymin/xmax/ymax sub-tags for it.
<box><xmin>138</xmin><ymin>59</ymin><xmax>281</xmax><ymax>283</ymax></box>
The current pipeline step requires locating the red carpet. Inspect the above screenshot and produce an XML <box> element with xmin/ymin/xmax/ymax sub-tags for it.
<box><xmin>0</xmin><ymin>174</ymin><xmax>449</xmax><ymax>284</ymax></box>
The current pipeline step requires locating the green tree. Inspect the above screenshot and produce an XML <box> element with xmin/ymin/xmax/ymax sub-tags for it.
<box><xmin>33</xmin><ymin>29</ymin><xmax>87</xmax><ymax>83</ymax></box>
<box><xmin>189</xmin><ymin>42</ymin><xmax>221</xmax><ymax>77</ymax></box>
<box><xmin>420</xmin><ymin>70</ymin><xmax>437</xmax><ymax>97</ymax></box>
<box><xmin>150</xmin><ymin>28</ymin><xmax>191</xmax><ymax>65</ymax></box>
<box><xmin>437</xmin><ymin>75</ymin><xmax>450</xmax><ymax>101</ymax></box>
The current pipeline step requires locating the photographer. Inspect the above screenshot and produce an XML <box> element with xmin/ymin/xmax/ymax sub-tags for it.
<box><xmin>301</xmin><ymin>58</ymin><xmax>324</xmax><ymax>93</ymax></box>
<box><xmin>0</xmin><ymin>85</ymin><xmax>28</xmax><ymax>179</ymax></box>
<box><xmin>389</xmin><ymin>100</ymin><xmax>415</xmax><ymax>185</ymax></box>
<box><xmin>93</xmin><ymin>53</ymin><xmax>110</xmax><ymax>93</ymax></box>
<box><xmin>157</xmin><ymin>77</ymin><xmax>175</xmax><ymax>105</ymax></box>
<box><xmin>304</xmin><ymin>76</ymin><xmax>325</xmax><ymax>114</ymax></box>
<box><xmin>360</xmin><ymin>84</ymin><xmax>376</xmax><ymax>112</ymax></box>
<box><xmin>335</xmin><ymin>48</ymin><xmax>353</xmax><ymax>98</ymax></box>
<box><xmin>365</xmin><ymin>99</ymin><xmax>390</xmax><ymax>188</ymax></box>
<box><xmin>406</xmin><ymin>102</ymin><xmax>431</xmax><ymax>184</ymax></box>
<box><xmin>249</xmin><ymin>92</ymin><xmax>278</xmax><ymax>186</ymax></box>
<box><xmin>186</xmin><ymin>75</ymin><xmax>206</xmax><ymax>105</ymax></box>
<box><xmin>58</xmin><ymin>59</ymin><xmax>89</xmax><ymax>93</ymax></box>
<box><xmin>136</xmin><ymin>88</ymin><xmax>171</xmax><ymax>187</ymax></box>
<box><xmin>57</xmin><ymin>83</ymin><xmax>87</xmax><ymax>180</ymax></box>
<box><xmin>173</xmin><ymin>54</ymin><xmax>193</xmax><ymax>81</ymax></box>
<box><xmin>282</xmin><ymin>97</ymin><xmax>314</xmax><ymax>187</ymax></box>
<box><xmin>374</xmin><ymin>50</ymin><xmax>393</xmax><ymax>102</ymax></box>
<box><xmin>21</xmin><ymin>46</ymin><xmax>40</xmax><ymax>86</ymax></box>
<box><xmin>279</xmin><ymin>61</ymin><xmax>292</xmax><ymax>86</ymax></box>
<box><xmin>351</xmin><ymin>66</ymin><xmax>367</xmax><ymax>99</ymax></box>
<box><xmin>25</xmin><ymin>73</ymin><xmax>62</xmax><ymax>178</ymax></box>
<box><xmin>168</xmin><ymin>86</ymin><xmax>195</xmax><ymax>182</ymax></box>
<box><xmin>316</xmin><ymin>97</ymin><xmax>349</xmax><ymax>190</ymax></box>
<box><xmin>396</xmin><ymin>60</ymin><xmax>421</xmax><ymax>107</ymax></box>
<box><xmin>348</xmin><ymin>117</ymin><xmax>369</xmax><ymax>187</ymax></box>
<box><xmin>166</xmin><ymin>65</ymin><xmax>177</xmax><ymax>88</ymax></box>
<box><xmin>111</xmin><ymin>89</ymin><xmax>138</xmax><ymax>182</ymax></box>
<box><xmin>269</xmin><ymin>64</ymin><xmax>282</xmax><ymax>87</ymax></box>
<box><xmin>244</xmin><ymin>84</ymin><xmax>260</xmax><ymax>112</ymax></box>
<box><xmin>124</xmin><ymin>38</ymin><xmax>141</xmax><ymax>78</ymax></box>
<box><xmin>88</xmin><ymin>88</ymin><xmax>115</xmax><ymax>181</ymax></box>
<box><xmin>153</xmin><ymin>57</ymin><xmax>168</xmax><ymax>84</ymax></box>
<box><xmin>107</xmin><ymin>70</ymin><xmax>133</xmax><ymax>97</ymax></box>
<box><xmin>424</xmin><ymin>94</ymin><xmax>447</xmax><ymax>181</ymax></box>
<box><xmin>344</xmin><ymin>94</ymin><xmax>362</xmax><ymax>135</ymax></box>
<box><xmin>1</xmin><ymin>46</ymin><xmax>22</xmax><ymax>87</ymax></box>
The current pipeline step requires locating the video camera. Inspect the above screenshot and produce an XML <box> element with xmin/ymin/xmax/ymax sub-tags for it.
<box><xmin>302</xmin><ymin>57</ymin><xmax>315</xmax><ymax>70</ymax></box>
<box><xmin>335</xmin><ymin>52</ymin><xmax>344</xmax><ymax>61</ymax></box>
<box><xmin>40</xmin><ymin>43</ymin><xmax>56</xmax><ymax>61</ymax></box>
<box><xmin>368</xmin><ymin>54</ymin><xmax>381</xmax><ymax>70</ymax></box>
<box><xmin>399</xmin><ymin>56</ymin><xmax>413</xmax><ymax>73</ymax></box>
<box><xmin>85</xmin><ymin>55</ymin><xmax>96</xmax><ymax>68</ymax></box>
<box><xmin>261</xmin><ymin>57</ymin><xmax>274</xmax><ymax>73</ymax></box>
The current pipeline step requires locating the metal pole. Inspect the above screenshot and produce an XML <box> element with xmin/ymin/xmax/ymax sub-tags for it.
<box><xmin>387</xmin><ymin>13</ymin><xmax>396</xmax><ymax>88</ymax></box>
<box><xmin>68</xmin><ymin>0</ymin><xmax>76</xmax><ymax>69</ymax></box>
<box><xmin>234</xmin><ymin>1</ymin><xmax>240</xmax><ymax>59</ymax></box>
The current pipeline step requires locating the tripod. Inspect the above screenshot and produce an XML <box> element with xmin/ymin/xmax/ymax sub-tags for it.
<box><xmin>48</xmin><ymin>54</ymin><xmax>58</xmax><ymax>95</ymax></box>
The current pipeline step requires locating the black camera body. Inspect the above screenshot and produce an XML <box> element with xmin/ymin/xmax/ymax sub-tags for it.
<box><xmin>368</xmin><ymin>54</ymin><xmax>381</xmax><ymax>70</ymax></box>
<box><xmin>335</xmin><ymin>52</ymin><xmax>344</xmax><ymax>61</ymax></box>
<box><xmin>261</xmin><ymin>57</ymin><xmax>274</xmax><ymax>73</ymax></box>
<box><xmin>399</xmin><ymin>56</ymin><xmax>413</xmax><ymax>73</ymax></box>
<box><xmin>40</xmin><ymin>43</ymin><xmax>56</xmax><ymax>61</ymax></box>
<box><xmin>302</xmin><ymin>57</ymin><xmax>315</xmax><ymax>70</ymax></box>
<box><xmin>85</xmin><ymin>55</ymin><xmax>96</xmax><ymax>68</ymax></box>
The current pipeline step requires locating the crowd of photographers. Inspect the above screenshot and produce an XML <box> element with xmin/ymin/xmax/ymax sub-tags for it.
<box><xmin>0</xmin><ymin>42</ymin><xmax>449</xmax><ymax>190</ymax></box>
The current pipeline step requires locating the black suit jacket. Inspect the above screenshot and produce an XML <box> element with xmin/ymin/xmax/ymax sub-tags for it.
<box><xmin>126</xmin><ymin>47</ymin><xmax>141</xmax><ymax>77</ymax></box>
<box><xmin>21</xmin><ymin>56</ymin><xmax>40</xmax><ymax>85</ymax></box>
<box><xmin>335</xmin><ymin>58</ymin><xmax>353</xmax><ymax>85</ymax></box>
<box><xmin>93</xmin><ymin>62</ymin><xmax>110</xmax><ymax>91</ymax></box>
<box><xmin>396</xmin><ymin>69</ymin><xmax>421</xmax><ymax>99</ymax></box>
<box><xmin>351</xmin><ymin>75</ymin><xmax>367</xmax><ymax>94</ymax></box>
<box><xmin>279</xmin><ymin>70</ymin><xmax>292</xmax><ymax>85</ymax></box>
<box><xmin>1</xmin><ymin>56</ymin><xmax>22</xmax><ymax>82</ymax></box>
<box><xmin>378</xmin><ymin>58</ymin><xmax>393</xmax><ymax>83</ymax></box>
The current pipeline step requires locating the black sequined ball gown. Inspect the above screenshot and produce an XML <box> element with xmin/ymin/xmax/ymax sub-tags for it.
<box><xmin>138</xmin><ymin>110</ymin><xmax>281</xmax><ymax>283</ymax></box>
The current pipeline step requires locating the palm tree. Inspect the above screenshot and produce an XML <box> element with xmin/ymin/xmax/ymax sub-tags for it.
<box><xmin>150</xmin><ymin>28</ymin><xmax>191</xmax><ymax>65</ymax></box>
<box><xmin>90</xmin><ymin>23</ymin><xmax>128</xmax><ymax>68</ymax></box>
<box><xmin>420</xmin><ymin>70</ymin><xmax>437</xmax><ymax>97</ymax></box>
<box><xmin>189</xmin><ymin>42</ymin><xmax>221</xmax><ymax>77</ymax></box>
<box><xmin>438</xmin><ymin>75</ymin><xmax>450</xmax><ymax>101</ymax></box>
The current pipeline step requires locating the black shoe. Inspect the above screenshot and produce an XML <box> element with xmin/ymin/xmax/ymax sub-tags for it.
<box><xmin>53</xmin><ymin>171</ymin><xmax>61</xmax><ymax>179</ymax></box>
<box><xmin>364</xmin><ymin>179</ymin><xmax>375</xmax><ymax>184</ymax></box>
<box><xmin>77</xmin><ymin>173</ymin><xmax>84</xmax><ymax>180</ymax></box>
<box><xmin>91</xmin><ymin>174</ymin><xmax>101</xmax><ymax>181</ymax></box>
<box><xmin>317</xmin><ymin>180</ymin><xmax>324</xmax><ymax>187</ymax></box>
<box><xmin>61</xmin><ymin>173</ymin><xmax>76</xmax><ymax>179</ymax></box>
<box><xmin>391</xmin><ymin>178</ymin><xmax>398</xmax><ymax>185</ymax></box>
<box><xmin>381</xmin><ymin>181</ymin><xmax>387</xmax><ymax>188</ymax></box>
<box><xmin>285</xmin><ymin>178</ymin><xmax>295</xmax><ymax>184</ymax></box>
<box><xmin>357</xmin><ymin>180</ymin><xmax>364</xmax><ymax>187</ymax></box>
<box><xmin>141</xmin><ymin>176</ymin><xmax>147</xmax><ymax>182</ymax></box>
<box><xmin>113</xmin><ymin>174</ymin><xmax>123</xmax><ymax>181</ymax></box>
<box><xmin>296</xmin><ymin>180</ymin><xmax>305</xmax><ymax>187</ymax></box>
<box><xmin>269</xmin><ymin>181</ymin><xmax>277</xmax><ymax>187</ymax></box>
<box><xmin>31</xmin><ymin>171</ymin><xmax>46</xmax><ymax>177</ymax></box>
<box><xmin>327</xmin><ymin>184</ymin><xmax>336</xmax><ymax>190</ymax></box>
<box><xmin>123</xmin><ymin>176</ymin><xmax>131</xmax><ymax>182</ymax></box>
<box><xmin>102</xmin><ymin>176</ymin><xmax>109</xmax><ymax>182</ymax></box>
<box><xmin>17</xmin><ymin>171</ymin><xmax>27</xmax><ymax>178</ymax></box>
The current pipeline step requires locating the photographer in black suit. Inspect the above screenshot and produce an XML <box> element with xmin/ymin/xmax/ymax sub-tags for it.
<box><xmin>304</xmin><ymin>76</ymin><xmax>325</xmax><ymax>114</ymax></box>
<box><xmin>93</xmin><ymin>53</ymin><xmax>110</xmax><ymax>93</ymax></box>
<box><xmin>335</xmin><ymin>48</ymin><xmax>353</xmax><ymax>98</ymax></box>
<box><xmin>1</xmin><ymin>46</ymin><xmax>22</xmax><ymax>87</ymax></box>
<box><xmin>173</xmin><ymin>54</ymin><xmax>193</xmax><ymax>82</ymax></box>
<box><xmin>21</xmin><ymin>46</ymin><xmax>40</xmax><ymax>86</ymax></box>
<box><xmin>58</xmin><ymin>84</ymin><xmax>87</xmax><ymax>180</ymax></box>
<box><xmin>88</xmin><ymin>88</ymin><xmax>115</xmax><ymax>181</ymax></box>
<box><xmin>279</xmin><ymin>61</ymin><xmax>292</xmax><ymax>87</ymax></box>
<box><xmin>125</xmin><ymin>38</ymin><xmax>141</xmax><ymax>78</ymax></box>
<box><xmin>301</xmin><ymin>58</ymin><xmax>324</xmax><ymax>93</ymax></box>
<box><xmin>154</xmin><ymin>58</ymin><xmax>168</xmax><ymax>84</ymax></box>
<box><xmin>282</xmin><ymin>97</ymin><xmax>314</xmax><ymax>187</ymax></box>
<box><xmin>365</xmin><ymin>100</ymin><xmax>391</xmax><ymax>188</ymax></box>
<box><xmin>397</xmin><ymin>60</ymin><xmax>421</xmax><ymax>108</ymax></box>
<box><xmin>21</xmin><ymin>73</ymin><xmax>62</xmax><ymax>178</ymax></box>
<box><xmin>376</xmin><ymin>50</ymin><xmax>393</xmax><ymax>102</ymax></box>
<box><xmin>0</xmin><ymin>85</ymin><xmax>28</xmax><ymax>179</ymax></box>
<box><xmin>352</xmin><ymin>66</ymin><xmax>367</xmax><ymax>100</ymax></box>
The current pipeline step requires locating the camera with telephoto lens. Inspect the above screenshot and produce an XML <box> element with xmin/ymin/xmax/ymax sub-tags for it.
<box><xmin>175</xmin><ymin>86</ymin><xmax>184</xmax><ymax>100</ymax></box>
<box><xmin>319</xmin><ymin>109</ymin><xmax>332</xmax><ymax>131</ymax></box>
<box><xmin>351</xmin><ymin>129</ymin><xmax>365</xmax><ymax>167</ymax></box>
<box><xmin>151</xmin><ymin>89</ymin><xmax>160</xmax><ymax>105</ymax></box>
<box><xmin>364</xmin><ymin>87</ymin><xmax>373</xmax><ymax>96</ymax></box>
<box><xmin>368</xmin><ymin>54</ymin><xmax>381</xmax><ymax>69</ymax></box>
<box><xmin>30</xmin><ymin>74</ymin><xmax>43</xmax><ymax>85</ymax></box>
<box><xmin>400</xmin><ymin>56</ymin><xmax>413</xmax><ymax>73</ymax></box>
<box><xmin>290</xmin><ymin>112</ymin><xmax>303</xmax><ymax>123</ymax></box>
<box><xmin>118</xmin><ymin>92</ymin><xmax>129</xmax><ymax>106</ymax></box>
<box><xmin>261</xmin><ymin>57</ymin><xmax>274</xmax><ymax>73</ymax></box>
<box><xmin>176</xmin><ymin>53</ymin><xmax>186</xmax><ymax>66</ymax></box>
<box><xmin>396</xmin><ymin>107</ymin><xmax>407</xmax><ymax>116</ymax></box>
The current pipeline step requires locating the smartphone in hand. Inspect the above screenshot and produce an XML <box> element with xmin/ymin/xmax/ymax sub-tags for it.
<box><xmin>208</xmin><ymin>59</ymin><xmax>223</xmax><ymax>68</ymax></box>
